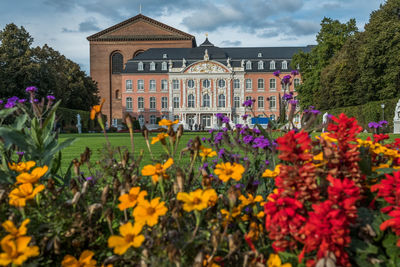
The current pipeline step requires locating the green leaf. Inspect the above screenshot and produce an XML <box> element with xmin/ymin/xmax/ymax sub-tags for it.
<box><xmin>0</xmin><ymin>128</ymin><xmax>29</xmax><ymax>150</ymax></box>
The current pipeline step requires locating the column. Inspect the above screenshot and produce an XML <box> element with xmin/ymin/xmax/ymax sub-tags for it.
<box><xmin>227</xmin><ymin>78</ymin><xmax>232</xmax><ymax>108</ymax></box>
<box><xmin>213</xmin><ymin>78</ymin><xmax>217</xmax><ymax>109</ymax></box>
<box><xmin>196</xmin><ymin>79</ymin><xmax>200</xmax><ymax>108</ymax></box>
<box><xmin>169</xmin><ymin>79</ymin><xmax>173</xmax><ymax>118</ymax></box>
<box><xmin>182</xmin><ymin>78</ymin><xmax>186</xmax><ymax>108</ymax></box>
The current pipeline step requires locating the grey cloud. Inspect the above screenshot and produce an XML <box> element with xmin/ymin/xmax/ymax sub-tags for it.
<box><xmin>62</xmin><ymin>28</ymin><xmax>75</xmax><ymax>33</ymax></box>
<box><xmin>322</xmin><ymin>2</ymin><xmax>341</xmax><ymax>9</ymax></box>
<box><xmin>259</xmin><ymin>29</ymin><xmax>280</xmax><ymax>38</ymax></box>
<box><xmin>79</xmin><ymin>18</ymin><xmax>101</xmax><ymax>32</ymax></box>
<box><xmin>220</xmin><ymin>40</ymin><xmax>242</xmax><ymax>46</ymax></box>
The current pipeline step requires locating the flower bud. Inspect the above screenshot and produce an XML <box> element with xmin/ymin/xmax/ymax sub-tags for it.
<box><xmin>124</xmin><ymin>112</ymin><xmax>133</xmax><ymax>129</ymax></box>
<box><xmin>101</xmin><ymin>185</ymin><xmax>110</xmax><ymax>205</ymax></box>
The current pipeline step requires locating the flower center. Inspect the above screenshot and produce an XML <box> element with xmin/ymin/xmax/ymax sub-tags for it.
<box><xmin>225</xmin><ymin>169</ymin><xmax>234</xmax><ymax>176</ymax></box>
<box><xmin>193</xmin><ymin>197</ymin><xmax>202</xmax><ymax>205</ymax></box>
<box><xmin>147</xmin><ymin>207</ymin><xmax>156</xmax><ymax>215</ymax></box>
<box><xmin>129</xmin><ymin>194</ymin><xmax>138</xmax><ymax>202</ymax></box>
<box><xmin>125</xmin><ymin>234</ymin><xmax>135</xmax><ymax>243</ymax></box>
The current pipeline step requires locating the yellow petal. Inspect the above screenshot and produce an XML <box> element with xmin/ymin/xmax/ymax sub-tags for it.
<box><xmin>79</xmin><ymin>250</ymin><xmax>95</xmax><ymax>264</ymax></box>
<box><xmin>162</xmin><ymin>158</ymin><xmax>174</xmax><ymax>171</ymax></box>
<box><xmin>132</xmin><ymin>235</ymin><xmax>145</xmax><ymax>247</ymax></box>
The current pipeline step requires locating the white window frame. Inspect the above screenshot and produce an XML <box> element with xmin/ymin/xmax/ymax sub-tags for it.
<box><xmin>257</xmin><ymin>78</ymin><xmax>264</xmax><ymax>90</ymax></box>
<box><xmin>203</xmin><ymin>94</ymin><xmax>210</xmax><ymax>107</ymax></box>
<box><xmin>150</xmin><ymin>62</ymin><xmax>155</xmax><ymax>71</ymax></box>
<box><xmin>269</xmin><ymin>96</ymin><xmax>276</xmax><ymax>109</ymax></box>
<box><xmin>126</xmin><ymin>80</ymin><xmax>133</xmax><ymax>91</ymax></box>
<box><xmin>161</xmin><ymin>61</ymin><xmax>167</xmax><ymax>71</ymax></box>
<box><xmin>202</xmin><ymin>79</ymin><xmax>210</xmax><ymax>88</ymax></box>
<box><xmin>138</xmin><ymin>115</ymin><xmax>144</xmax><ymax>125</ymax></box>
<box><xmin>218</xmin><ymin>79</ymin><xmax>226</xmax><ymax>88</ymax></box>
<box><xmin>138</xmin><ymin>62</ymin><xmax>144</xmax><ymax>71</ymax></box>
<box><xmin>161</xmin><ymin>97</ymin><xmax>168</xmax><ymax>109</ymax></box>
<box><xmin>282</xmin><ymin>60</ymin><xmax>288</xmax><ymax>70</ymax></box>
<box><xmin>138</xmin><ymin>97</ymin><xmax>144</xmax><ymax>109</ymax></box>
<box><xmin>188</xmin><ymin>94</ymin><xmax>195</xmax><ymax>108</ymax></box>
<box><xmin>161</xmin><ymin>79</ymin><xmax>168</xmax><ymax>91</ymax></box>
<box><xmin>173</xmin><ymin>97</ymin><xmax>179</xmax><ymax>108</ymax></box>
<box><xmin>218</xmin><ymin>94</ymin><xmax>226</xmax><ymax>108</ymax></box>
<box><xmin>258</xmin><ymin>61</ymin><xmax>264</xmax><ymax>70</ymax></box>
<box><xmin>187</xmin><ymin>79</ymin><xmax>195</xmax><ymax>88</ymax></box>
<box><xmin>234</xmin><ymin>96</ymin><xmax>240</xmax><ymax>108</ymax></box>
<box><xmin>258</xmin><ymin>52</ymin><xmax>262</xmax><ymax>58</ymax></box>
<box><xmin>234</xmin><ymin>79</ymin><xmax>240</xmax><ymax>89</ymax></box>
<box><xmin>294</xmin><ymin>78</ymin><xmax>300</xmax><ymax>90</ymax></box>
<box><xmin>258</xmin><ymin>96</ymin><xmax>264</xmax><ymax>109</ymax></box>
<box><xmin>246</xmin><ymin>60</ymin><xmax>252</xmax><ymax>70</ymax></box>
<box><xmin>150</xmin><ymin>115</ymin><xmax>156</xmax><ymax>124</ymax></box>
<box><xmin>269</xmin><ymin>78</ymin><xmax>276</xmax><ymax>91</ymax></box>
<box><xmin>270</xmin><ymin>61</ymin><xmax>275</xmax><ymax>70</ymax></box>
<box><xmin>150</xmin><ymin>97</ymin><xmax>156</xmax><ymax>110</ymax></box>
<box><xmin>163</xmin><ymin>54</ymin><xmax>168</xmax><ymax>59</ymax></box>
<box><xmin>137</xmin><ymin>80</ymin><xmax>144</xmax><ymax>91</ymax></box>
<box><xmin>172</xmin><ymin>79</ymin><xmax>180</xmax><ymax>90</ymax></box>
<box><xmin>149</xmin><ymin>80</ymin><xmax>156</xmax><ymax>91</ymax></box>
<box><xmin>126</xmin><ymin>97</ymin><xmax>133</xmax><ymax>111</ymax></box>
<box><xmin>245</xmin><ymin>79</ymin><xmax>252</xmax><ymax>90</ymax></box>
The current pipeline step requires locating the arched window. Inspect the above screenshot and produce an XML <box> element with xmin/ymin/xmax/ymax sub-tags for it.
<box><xmin>133</xmin><ymin>50</ymin><xmax>144</xmax><ymax>58</ymax></box>
<box><xmin>258</xmin><ymin>79</ymin><xmax>264</xmax><ymax>90</ymax></box>
<box><xmin>203</xmin><ymin>94</ymin><xmax>210</xmax><ymax>107</ymax></box>
<box><xmin>150</xmin><ymin>62</ymin><xmax>155</xmax><ymax>71</ymax></box>
<box><xmin>188</xmin><ymin>94</ymin><xmax>195</xmax><ymax>108</ymax></box>
<box><xmin>202</xmin><ymin>79</ymin><xmax>210</xmax><ymax>88</ymax></box>
<box><xmin>115</xmin><ymin>90</ymin><xmax>120</xmax><ymax>99</ymax></box>
<box><xmin>246</xmin><ymin>60</ymin><xmax>252</xmax><ymax>70</ymax></box>
<box><xmin>126</xmin><ymin>97</ymin><xmax>132</xmax><ymax>111</ymax></box>
<box><xmin>218</xmin><ymin>79</ymin><xmax>226</xmax><ymax>88</ymax></box>
<box><xmin>138</xmin><ymin>62</ymin><xmax>144</xmax><ymax>71</ymax></box>
<box><xmin>258</xmin><ymin>61</ymin><xmax>264</xmax><ymax>70</ymax></box>
<box><xmin>282</xmin><ymin>60</ymin><xmax>288</xmax><ymax>70</ymax></box>
<box><xmin>111</xmin><ymin>52</ymin><xmax>123</xmax><ymax>74</ymax></box>
<box><xmin>270</xmin><ymin>61</ymin><xmax>275</xmax><ymax>70</ymax></box>
<box><xmin>161</xmin><ymin>61</ymin><xmax>167</xmax><ymax>71</ymax></box>
<box><xmin>218</xmin><ymin>94</ymin><xmax>226</xmax><ymax>107</ymax></box>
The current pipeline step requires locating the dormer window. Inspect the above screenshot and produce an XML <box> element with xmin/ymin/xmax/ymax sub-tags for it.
<box><xmin>282</xmin><ymin>60</ymin><xmax>288</xmax><ymax>70</ymax></box>
<box><xmin>270</xmin><ymin>60</ymin><xmax>275</xmax><ymax>70</ymax></box>
<box><xmin>138</xmin><ymin>61</ymin><xmax>144</xmax><ymax>71</ymax></box>
<box><xmin>246</xmin><ymin>60</ymin><xmax>252</xmax><ymax>70</ymax></box>
<box><xmin>258</xmin><ymin>60</ymin><xmax>264</xmax><ymax>70</ymax></box>
<box><xmin>150</xmin><ymin>62</ymin><xmax>155</xmax><ymax>71</ymax></box>
<box><xmin>258</xmin><ymin>52</ymin><xmax>262</xmax><ymax>58</ymax></box>
<box><xmin>161</xmin><ymin>61</ymin><xmax>167</xmax><ymax>71</ymax></box>
<box><xmin>163</xmin><ymin>53</ymin><xmax>168</xmax><ymax>59</ymax></box>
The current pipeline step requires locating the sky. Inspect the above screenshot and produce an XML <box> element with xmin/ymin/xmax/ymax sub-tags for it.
<box><xmin>0</xmin><ymin>0</ymin><xmax>386</xmax><ymax>74</ymax></box>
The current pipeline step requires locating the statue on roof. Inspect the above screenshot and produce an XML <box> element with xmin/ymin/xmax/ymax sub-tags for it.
<box><xmin>227</xmin><ymin>57</ymin><xmax>231</xmax><ymax>68</ymax></box>
<box><xmin>241</xmin><ymin>59</ymin><xmax>245</xmax><ymax>68</ymax></box>
<box><xmin>204</xmin><ymin>49</ymin><xmax>209</xmax><ymax>61</ymax></box>
<box><xmin>169</xmin><ymin>59</ymin><xmax>173</xmax><ymax>69</ymax></box>
<box><xmin>182</xmin><ymin>58</ymin><xmax>186</xmax><ymax>68</ymax></box>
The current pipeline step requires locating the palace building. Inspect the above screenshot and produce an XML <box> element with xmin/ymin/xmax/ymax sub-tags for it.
<box><xmin>87</xmin><ymin>14</ymin><xmax>311</xmax><ymax>129</ymax></box>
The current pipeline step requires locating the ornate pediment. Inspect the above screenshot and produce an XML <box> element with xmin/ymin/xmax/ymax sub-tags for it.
<box><xmin>185</xmin><ymin>61</ymin><xmax>229</xmax><ymax>74</ymax></box>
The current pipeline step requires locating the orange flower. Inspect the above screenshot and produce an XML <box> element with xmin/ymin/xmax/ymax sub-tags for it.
<box><xmin>90</xmin><ymin>98</ymin><xmax>105</xmax><ymax>120</ymax></box>
<box><xmin>158</xmin><ymin>119</ymin><xmax>179</xmax><ymax>127</ymax></box>
<box><xmin>141</xmin><ymin>158</ymin><xmax>173</xmax><ymax>183</ymax></box>
<box><xmin>2</xmin><ymin>219</ymin><xmax>30</xmax><ymax>239</ymax></box>
<box><xmin>15</xmin><ymin>166</ymin><xmax>48</xmax><ymax>184</ymax></box>
<box><xmin>199</xmin><ymin>146</ymin><xmax>217</xmax><ymax>160</ymax></box>
<box><xmin>107</xmin><ymin>222</ymin><xmax>145</xmax><ymax>255</ymax></box>
<box><xmin>117</xmin><ymin>187</ymin><xmax>148</xmax><ymax>211</ymax></box>
<box><xmin>151</xmin><ymin>132</ymin><xmax>169</xmax><ymax>145</ymax></box>
<box><xmin>239</xmin><ymin>194</ymin><xmax>263</xmax><ymax>207</ymax></box>
<box><xmin>133</xmin><ymin>197</ymin><xmax>168</xmax><ymax>227</ymax></box>
<box><xmin>0</xmin><ymin>236</ymin><xmax>39</xmax><ymax>266</ymax></box>
<box><xmin>214</xmin><ymin>162</ymin><xmax>245</xmax><ymax>182</ymax></box>
<box><xmin>177</xmin><ymin>189</ymin><xmax>217</xmax><ymax>212</ymax></box>
<box><xmin>9</xmin><ymin>183</ymin><xmax>45</xmax><ymax>207</ymax></box>
<box><xmin>267</xmin><ymin>253</ymin><xmax>292</xmax><ymax>267</ymax></box>
<box><xmin>262</xmin><ymin>165</ymin><xmax>280</xmax><ymax>178</ymax></box>
<box><xmin>61</xmin><ymin>250</ymin><xmax>97</xmax><ymax>267</ymax></box>
<box><xmin>8</xmin><ymin>161</ymin><xmax>36</xmax><ymax>173</ymax></box>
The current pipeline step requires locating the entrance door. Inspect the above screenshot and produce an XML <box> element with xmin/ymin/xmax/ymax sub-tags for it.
<box><xmin>201</xmin><ymin>115</ymin><xmax>211</xmax><ymax>128</ymax></box>
<box><xmin>187</xmin><ymin>115</ymin><xmax>195</xmax><ymax>128</ymax></box>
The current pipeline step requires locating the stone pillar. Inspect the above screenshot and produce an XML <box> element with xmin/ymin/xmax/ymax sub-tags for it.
<box><xmin>394</xmin><ymin>99</ymin><xmax>400</xmax><ymax>133</ymax></box>
<box><xmin>182</xmin><ymin>78</ymin><xmax>186</xmax><ymax>108</ymax></box>
<box><xmin>196</xmin><ymin>79</ymin><xmax>200</xmax><ymax>108</ymax></box>
<box><xmin>227</xmin><ymin>78</ymin><xmax>232</xmax><ymax>108</ymax></box>
<box><xmin>213</xmin><ymin>78</ymin><xmax>217</xmax><ymax>108</ymax></box>
<box><xmin>169</xmin><ymin>79</ymin><xmax>173</xmax><ymax>118</ymax></box>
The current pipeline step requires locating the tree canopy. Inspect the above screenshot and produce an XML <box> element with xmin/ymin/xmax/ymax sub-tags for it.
<box><xmin>0</xmin><ymin>23</ymin><xmax>99</xmax><ymax>110</ymax></box>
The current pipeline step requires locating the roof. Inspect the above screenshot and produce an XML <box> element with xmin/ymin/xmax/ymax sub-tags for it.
<box><xmin>87</xmin><ymin>14</ymin><xmax>196</xmax><ymax>44</ymax></box>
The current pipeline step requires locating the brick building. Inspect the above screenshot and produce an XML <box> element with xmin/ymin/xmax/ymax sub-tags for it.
<box><xmin>88</xmin><ymin>14</ymin><xmax>311</xmax><ymax>129</ymax></box>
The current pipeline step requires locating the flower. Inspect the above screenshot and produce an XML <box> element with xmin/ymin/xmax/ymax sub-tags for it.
<box><xmin>252</xmin><ymin>136</ymin><xmax>270</xmax><ymax>149</ymax></box>
<box><xmin>273</xmin><ymin>70</ymin><xmax>281</xmax><ymax>77</ymax></box>
<box><xmin>141</xmin><ymin>158</ymin><xmax>173</xmax><ymax>183</ymax></box>
<box><xmin>177</xmin><ymin>189</ymin><xmax>217</xmax><ymax>212</ymax></box>
<box><xmin>90</xmin><ymin>98</ymin><xmax>105</xmax><ymax>120</ymax></box>
<box><xmin>133</xmin><ymin>197</ymin><xmax>168</xmax><ymax>227</ymax></box>
<box><xmin>243</xmin><ymin>135</ymin><xmax>254</xmax><ymax>144</ymax></box>
<box><xmin>151</xmin><ymin>132</ymin><xmax>169</xmax><ymax>145</ymax></box>
<box><xmin>118</xmin><ymin>187</ymin><xmax>148</xmax><ymax>211</ymax></box>
<box><xmin>199</xmin><ymin>146</ymin><xmax>217</xmax><ymax>160</ymax></box>
<box><xmin>15</xmin><ymin>166</ymin><xmax>48</xmax><ymax>184</ymax></box>
<box><xmin>291</xmin><ymin>70</ymin><xmax>299</xmax><ymax>76</ymax></box>
<box><xmin>242</xmin><ymin>99</ymin><xmax>254</xmax><ymax>107</ymax></box>
<box><xmin>107</xmin><ymin>222</ymin><xmax>145</xmax><ymax>255</ymax></box>
<box><xmin>9</xmin><ymin>183</ymin><xmax>45</xmax><ymax>207</ymax></box>
<box><xmin>282</xmin><ymin>93</ymin><xmax>293</xmax><ymax>101</ymax></box>
<box><xmin>267</xmin><ymin>253</ymin><xmax>292</xmax><ymax>267</ymax></box>
<box><xmin>239</xmin><ymin>193</ymin><xmax>263</xmax><ymax>207</ymax></box>
<box><xmin>242</xmin><ymin>114</ymin><xmax>249</xmax><ymax>120</ymax></box>
<box><xmin>18</xmin><ymin>99</ymin><xmax>26</xmax><ymax>103</ymax></box>
<box><xmin>8</xmin><ymin>161</ymin><xmax>36</xmax><ymax>173</ymax></box>
<box><xmin>368</xmin><ymin>122</ymin><xmax>380</xmax><ymax>129</ymax></box>
<box><xmin>25</xmin><ymin>86</ymin><xmax>38</xmax><ymax>93</ymax></box>
<box><xmin>2</xmin><ymin>219</ymin><xmax>30</xmax><ymax>239</ymax></box>
<box><xmin>262</xmin><ymin>165</ymin><xmax>281</xmax><ymax>178</ymax></box>
<box><xmin>16</xmin><ymin>152</ymin><xmax>24</xmax><ymax>156</ymax></box>
<box><xmin>61</xmin><ymin>250</ymin><xmax>97</xmax><ymax>267</ymax></box>
<box><xmin>214</xmin><ymin>162</ymin><xmax>245</xmax><ymax>182</ymax></box>
<box><xmin>46</xmin><ymin>95</ymin><xmax>55</xmax><ymax>101</ymax></box>
<box><xmin>282</xmin><ymin>75</ymin><xmax>291</xmax><ymax>84</ymax></box>
<box><xmin>158</xmin><ymin>119</ymin><xmax>179</xmax><ymax>127</ymax></box>
<box><xmin>0</xmin><ymin>236</ymin><xmax>39</xmax><ymax>266</ymax></box>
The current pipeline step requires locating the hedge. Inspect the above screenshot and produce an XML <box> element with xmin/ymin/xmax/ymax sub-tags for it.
<box><xmin>57</xmin><ymin>107</ymin><xmax>105</xmax><ymax>133</ymax></box>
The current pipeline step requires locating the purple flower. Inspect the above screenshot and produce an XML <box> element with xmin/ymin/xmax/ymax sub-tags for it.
<box><xmin>222</xmin><ymin>127</ymin><xmax>228</xmax><ymax>132</ymax></box>
<box><xmin>212</xmin><ymin>159</ymin><xmax>218</xmax><ymax>164</ymax></box>
<box><xmin>282</xmin><ymin>93</ymin><xmax>293</xmax><ymax>101</ymax></box>
<box><xmin>265</xmin><ymin>160</ymin><xmax>270</xmax><ymax>166</ymax></box>
<box><xmin>218</xmin><ymin>148</ymin><xmax>225</xmax><ymax>158</ymax></box>
<box><xmin>47</xmin><ymin>95</ymin><xmax>55</xmax><ymax>101</ymax></box>
<box><xmin>243</xmin><ymin>135</ymin><xmax>254</xmax><ymax>144</ymax></box>
<box><xmin>5</xmin><ymin>102</ymin><xmax>16</xmax><ymax>108</ymax></box>
<box><xmin>310</xmin><ymin>109</ymin><xmax>320</xmax><ymax>115</ymax></box>
<box><xmin>235</xmin><ymin>183</ymin><xmax>245</xmax><ymax>189</ymax></box>
<box><xmin>187</xmin><ymin>139</ymin><xmax>193</xmax><ymax>147</ymax></box>
<box><xmin>379</xmin><ymin>120</ymin><xmax>388</xmax><ymax>126</ymax></box>
<box><xmin>18</xmin><ymin>99</ymin><xmax>26</xmax><ymax>103</ymax></box>
<box><xmin>222</xmin><ymin>116</ymin><xmax>230</xmax><ymax>123</ymax></box>
<box><xmin>291</xmin><ymin>70</ymin><xmax>299</xmax><ymax>76</ymax></box>
<box><xmin>243</xmin><ymin>157</ymin><xmax>248</xmax><ymax>161</ymax></box>
<box><xmin>273</xmin><ymin>70</ymin><xmax>281</xmax><ymax>77</ymax></box>
<box><xmin>85</xmin><ymin>176</ymin><xmax>93</xmax><ymax>181</ymax></box>
<box><xmin>242</xmin><ymin>114</ymin><xmax>249</xmax><ymax>120</ymax></box>
<box><xmin>201</xmin><ymin>137</ymin><xmax>207</xmax><ymax>142</ymax></box>
<box><xmin>282</xmin><ymin>75</ymin><xmax>291</xmax><ymax>85</ymax></box>
<box><xmin>252</xmin><ymin>180</ymin><xmax>260</xmax><ymax>186</ymax></box>
<box><xmin>252</xmin><ymin>136</ymin><xmax>270</xmax><ymax>149</ymax></box>
<box><xmin>253</xmin><ymin>128</ymin><xmax>261</xmax><ymax>134</ymax></box>
<box><xmin>208</xmin><ymin>129</ymin><xmax>214</xmax><ymax>134</ymax></box>
<box><xmin>16</xmin><ymin>151</ymin><xmax>25</xmax><ymax>156</ymax></box>
<box><xmin>368</xmin><ymin>122</ymin><xmax>380</xmax><ymax>129</ymax></box>
<box><xmin>25</xmin><ymin>86</ymin><xmax>38</xmax><ymax>93</ymax></box>
<box><xmin>214</xmin><ymin>132</ymin><xmax>223</xmax><ymax>144</ymax></box>
<box><xmin>215</xmin><ymin>113</ymin><xmax>224</xmax><ymax>120</ymax></box>
<box><xmin>201</xmin><ymin>163</ymin><xmax>209</xmax><ymax>169</ymax></box>
<box><xmin>0</xmin><ymin>100</ymin><xmax>3</xmax><ymax>105</ymax></box>
<box><xmin>289</xmin><ymin>99</ymin><xmax>298</xmax><ymax>105</ymax></box>
<box><xmin>235</xmin><ymin>124</ymin><xmax>243</xmax><ymax>129</ymax></box>
<box><xmin>8</xmin><ymin>96</ymin><xmax>19</xmax><ymax>102</ymax></box>
<box><xmin>327</xmin><ymin>114</ymin><xmax>333</xmax><ymax>120</ymax></box>
<box><xmin>244</xmin><ymin>206</ymin><xmax>251</xmax><ymax>213</ymax></box>
<box><xmin>242</xmin><ymin>99</ymin><xmax>254</xmax><ymax>107</ymax></box>
<box><xmin>309</xmin><ymin>106</ymin><xmax>315</xmax><ymax>109</ymax></box>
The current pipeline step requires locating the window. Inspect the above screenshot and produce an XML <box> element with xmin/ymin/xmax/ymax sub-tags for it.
<box><xmin>150</xmin><ymin>62</ymin><xmax>155</xmax><ymax>71</ymax></box>
<box><xmin>270</xmin><ymin>114</ymin><xmax>276</xmax><ymax>121</ymax></box>
<box><xmin>269</xmin><ymin>78</ymin><xmax>276</xmax><ymax>90</ymax></box>
<box><xmin>187</xmin><ymin>79</ymin><xmax>195</xmax><ymax>88</ymax></box>
<box><xmin>163</xmin><ymin>54</ymin><xmax>168</xmax><ymax>59</ymax></box>
<box><xmin>150</xmin><ymin>97</ymin><xmax>156</xmax><ymax>109</ymax></box>
<box><xmin>126</xmin><ymin>80</ymin><xmax>132</xmax><ymax>91</ymax></box>
<box><xmin>188</xmin><ymin>94</ymin><xmax>195</xmax><ymax>108</ymax></box>
<box><xmin>115</xmin><ymin>90</ymin><xmax>120</xmax><ymax>99</ymax></box>
<box><xmin>138</xmin><ymin>61</ymin><xmax>144</xmax><ymax>71</ymax></box>
<box><xmin>282</xmin><ymin>60</ymin><xmax>288</xmax><ymax>70</ymax></box>
<box><xmin>258</xmin><ymin>52</ymin><xmax>262</xmax><ymax>58</ymax></box>
<box><xmin>161</xmin><ymin>97</ymin><xmax>168</xmax><ymax>109</ymax></box>
<box><xmin>234</xmin><ymin>79</ymin><xmax>240</xmax><ymax>89</ymax></box>
<box><xmin>258</xmin><ymin>96</ymin><xmax>264</xmax><ymax>109</ymax></box>
<box><xmin>126</xmin><ymin>97</ymin><xmax>132</xmax><ymax>111</ymax></box>
<box><xmin>112</xmin><ymin>53</ymin><xmax>123</xmax><ymax>73</ymax></box>
<box><xmin>161</xmin><ymin>79</ymin><xmax>168</xmax><ymax>91</ymax></box>
<box><xmin>173</xmin><ymin>97</ymin><xmax>179</xmax><ymax>108</ymax></box>
<box><xmin>294</xmin><ymin>78</ymin><xmax>300</xmax><ymax>90</ymax></box>
<box><xmin>245</xmin><ymin>79</ymin><xmax>252</xmax><ymax>90</ymax></box>
<box><xmin>234</xmin><ymin>96</ymin><xmax>240</xmax><ymax>108</ymax></box>
<box><xmin>138</xmin><ymin>97</ymin><xmax>144</xmax><ymax>109</ymax></box>
<box><xmin>138</xmin><ymin>115</ymin><xmax>144</xmax><ymax>125</ymax></box>
<box><xmin>149</xmin><ymin>80</ymin><xmax>156</xmax><ymax>91</ymax></box>
<box><xmin>269</xmin><ymin>96</ymin><xmax>276</xmax><ymax>109</ymax></box>
<box><xmin>233</xmin><ymin>115</ymin><xmax>239</xmax><ymax>124</ymax></box>
<box><xmin>161</xmin><ymin>61</ymin><xmax>167</xmax><ymax>71</ymax></box>
<box><xmin>246</xmin><ymin>60</ymin><xmax>252</xmax><ymax>70</ymax></box>
<box><xmin>202</xmin><ymin>79</ymin><xmax>210</xmax><ymax>88</ymax></box>
<box><xmin>137</xmin><ymin>80</ymin><xmax>144</xmax><ymax>91</ymax></box>
<box><xmin>218</xmin><ymin>79</ymin><xmax>226</xmax><ymax>88</ymax></box>
<box><xmin>270</xmin><ymin>61</ymin><xmax>275</xmax><ymax>70</ymax></box>
<box><xmin>150</xmin><ymin>115</ymin><xmax>156</xmax><ymax>124</ymax></box>
<box><xmin>203</xmin><ymin>94</ymin><xmax>210</xmax><ymax>107</ymax></box>
<box><xmin>246</xmin><ymin>96</ymin><xmax>252</xmax><ymax>101</ymax></box>
<box><xmin>174</xmin><ymin>115</ymin><xmax>179</xmax><ymax>121</ymax></box>
<box><xmin>172</xmin><ymin>79</ymin><xmax>179</xmax><ymax>90</ymax></box>
<box><xmin>112</xmin><ymin>118</ymin><xmax>118</xmax><ymax>127</ymax></box>
<box><xmin>258</xmin><ymin>61</ymin><xmax>264</xmax><ymax>70</ymax></box>
<box><xmin>202</xmin><ymin>115</ymin><xmax>211</xmax><ymax>127</ymax></box>
<box><xmin>257</xmin><ymin>79</ymin><xmax>264</xmax><ymax>90</ymax></box>
<box><xmin>218</xmin><ymin>94</ymin><xmax>226</xmax><ymax>107</ymax></box>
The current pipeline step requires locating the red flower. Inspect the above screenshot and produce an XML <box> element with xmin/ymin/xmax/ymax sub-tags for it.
<box><xmin>373</xmin><ymin>134</ymin><xmax>390</xmax><ymax>144</ymax></box>
<box><xmin>276</xmin><ymin>130</ymin><xmax>312</xmax><ymax>163</ymax></box>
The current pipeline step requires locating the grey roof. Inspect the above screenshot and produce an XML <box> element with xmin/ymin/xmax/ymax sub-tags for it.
<box><xmin>123</xmin><ymin>39</ymin><xmax>313</xmax><ymax>73</ymax></box>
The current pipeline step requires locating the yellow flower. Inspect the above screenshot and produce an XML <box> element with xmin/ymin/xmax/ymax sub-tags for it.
<box><xmin>247</xmin><ymin>222</ymin><xmax>263</xmax><ymax>241</ymax></box>
<box><xmin>262</xmin><ymin>165</ymin><xmax>280</xmax><ymax>178</ymax></box>
<box><xmin>316</xmin><ymin>132</ymin><xmax>337</xmax><ymax>143</ymax></box>
<box><xmin>61</xmin><ymin>250</ymin><xmax>97</xmax><ymax>267</ymax></box>
<box><xmin>1</xmin><ymin>219</ymin><xmax>30</xmax><ymax>239</ymax></box>
<box><xmin>118</xmin><ymin>187</ymin><xmax>148</xmax><ymax>211</ymax></box>
<box><xmin>257</xmin><ymin>211</ymin><xmax>265</xmax><ymax>219</ymax></box>
<box><xmin>133</xmin><ymin>197</ymin><xmax>168</xmax><ymax>227</ymax></box>
<box><xmin>313</xmin><ymin>152</ymin><xmax>323</xmax><ymax>161</ymax></box>
<box><xmin>267</xmin><ymin>253</ymin><xmax>292</xmax><ymax>267</ymax></box>
<box><xmin>214</xmin><ymin>162</ymin><xmax>245</xmax><ymax>182</ymax></box>
<box><xmin>151</xmin><ymin>133</ymin><xmax>169</xmax><ymax>145</ymax></box>
<box><xmin>15</xmin><ymin>166</ymin><xmax>48</xmax><ymax>184</ymax></box>
<box><xmin>90</xmin><ymin>98</ymin><xmax>105</xmax><ymax>120</ymax></box>
<box><xmin>8</xmin><ymin>161</ymin><xmax>36</xmax><ymax>173</ymax></box>
<box><xmin>372</xmin><ymin>163</ymin><xmax>390</xmax><ymax>172</ymax></box>
<box><xmin>108</xmin><ymin>222</ymin><xmax>145</xmax><ymax>255</ymax></box>
<box><xmin>9</xmin><ymin>183</ymin><xmax>45</xmax><ymax>207</ymax></box>
<box><xmin>177</xmin><ymin>189</ymin><xmax>217</xmax><ymax>212</ymax></box>
<box><xmin>158</xmin><ymin>119</ymin><xmax>179</xmax><ymax>127</ymax></box>
<box><xmin>239</xmin><ymin>194</ymin><xmax>263</xmax><ymax>207</ymax></box>
<box><xmin>141</xmin><ymin>158</ymin><xmax>173</xmax><ymax>183</ymax></box>
<box><xmin>199</xmin><ymin>146</ymin><xmax>217</xmax><ymax>160</ymax></box>
<box><xmin>0</xmin><ymin>236</ymin><xmax>39</xmax><ymax>266</ymax></box>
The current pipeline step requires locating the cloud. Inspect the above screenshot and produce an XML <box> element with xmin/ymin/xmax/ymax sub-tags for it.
<box><xmin>78</xmin><ymin>18</ymin><xmax>101</xmax><ymax>32</ymax></box>
<box><xmin>322</xmin><ymin>2</ymin><xmax>341</xmax><ymax>9</ymax></box>
<box><xmin>220</xmin><ymin>40</ymin><xmax>242</xmax><ymax>46</ymax></box>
